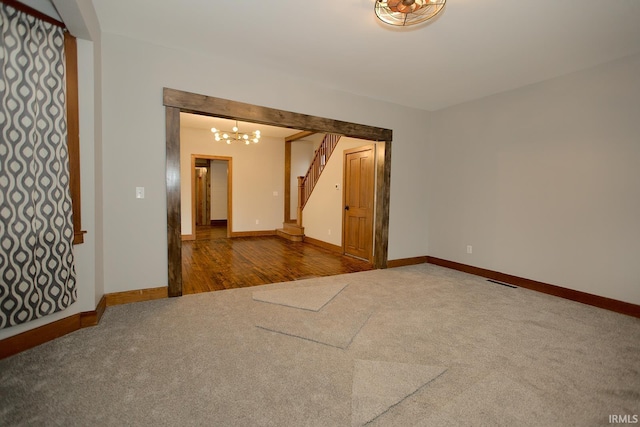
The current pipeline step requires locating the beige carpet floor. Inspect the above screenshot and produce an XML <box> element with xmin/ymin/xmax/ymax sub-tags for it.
<box><xmin>1</xmin><ymin>264</ymin><xmax>639</xmax><ymax>426</ymax></box>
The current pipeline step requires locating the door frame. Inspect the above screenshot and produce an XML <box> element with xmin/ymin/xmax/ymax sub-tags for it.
<box><xmin>191</xmin><ymin>155</ymin><xmax>232</xmax><ymax>239</ymax></box>
<box><xmin>342</xmin><ymin>144</ymin><xmax>375</xmax><ymax>263</ymax></box>
<box><xmin>164</xmin><ymin>87</ymin><xmax>392</xmax><ymax>297</ymax></box>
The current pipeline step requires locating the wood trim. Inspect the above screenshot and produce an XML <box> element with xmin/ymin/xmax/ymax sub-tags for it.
<box><xmin>181</xmin><ymin>234</ymin><xmax>196</xmax><ymax>241</ymax></box>
<box><xmin>387</xmin><ymin>256</ymin><xmax>429</xmax><ymax>268</ymax></box>
<box><xmin>79</xmin><ymin>295</ymin><xmax>107</xmax><ymax>327</ymax></box>
<box><xmin>285</xmin><ymin>130</ymin><xmax>315</xmax><ymax>142</ymax></box>
<box><xmin>164</xmin><ymin>88</ymin><xmax>393</xmax><ymax>142</ymax></box>
<box><xmin>427</xmin><ymin>256</ymin><xmax>640</xmax><ymax>318</ymax></box>
<box><xmin>191</xmin><ymin>156</ymin><xmax>197</xmax><ymax>236</ymax></box>
<box><xmin>0</xmin><ymin>315</ymin><xmax>80</xmax><ymax>360</ymax></box>
<box><xmin>0</xmin><ymin>0</ymin><xmax>66</xmax><ymax>28</ymax></box>
<box><xmin>0</xmin><ymin>285</ymin><xmax>169</xmax><ymax>360</ymax></box>
<box><xmin>166</xmin><ymin>107</ymin><xmax>182</xmax><ymax>297</ymax></box>
<box><xmin>191</xmin><ymin>155</ymin><xmax>232</xmax><ymax>240</ymax></box>
<box><xmin>105</xmin><ymin>287</ymin><xmax>169</xmax><ymax>307</ymax></box>
<box><xmin>284</xmin><ymin>139</ymin><xmax>292</xmax><ymax>223</ymax></box>
<box><xmin>164</xmin><ymin>88</ymin><xmax>392</xmax><ymax>295</ymax></box>
<box><xmin>64</xmin><ymin>32</ymin><xmax>85</xmax><ymax>245</ymax></box>
<box><xmin>303</xmin><ymin>236</ymin><xmax>343</xmax><ymax>254</ymax></box>
<box><xmin>374</xmin><ymin>141</ymin><xmax>391</xmax><ymax>269</ymax></box>
<box><xmin>230</xmin><ymin>230</ymin><xmax>277</xmax><ymax>238</ymax></box>
<box><xmin>0</xmin><ymin>295</ymin><xmax>107</xmax><ymax>360</ymax></box>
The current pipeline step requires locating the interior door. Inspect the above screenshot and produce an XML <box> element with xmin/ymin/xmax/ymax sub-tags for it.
<box><xmin>195</xmin><ymin>167</ymin><xmax>205</xmax><ymax>226</ymax></box>
<box><xmin>343</xmin><ymin>144</ymin><xmax>375</xmax><ymax>262</ymax></box>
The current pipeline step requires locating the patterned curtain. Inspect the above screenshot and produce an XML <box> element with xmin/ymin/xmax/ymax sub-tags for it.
<box><xmin>0</xmin><ymin>3</ymin><xmax>77</xmax><ymax>328</ymax></box>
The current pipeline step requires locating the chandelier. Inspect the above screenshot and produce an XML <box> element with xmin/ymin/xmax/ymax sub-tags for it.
<box><xmin>211</xmin><ymin>120</ymin><xmax>261</xmax><ymax>145</ymax></box>
<box><xmin>375</xmin><ymin>0</ymin><xmax>446</xmax><ymax>27</ymax></box>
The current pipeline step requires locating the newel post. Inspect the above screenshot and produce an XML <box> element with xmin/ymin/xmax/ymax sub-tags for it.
<box><xmin>297</xmin><ymin>176</ymin><xmax>305</xmax><ymax>227</ymax></box>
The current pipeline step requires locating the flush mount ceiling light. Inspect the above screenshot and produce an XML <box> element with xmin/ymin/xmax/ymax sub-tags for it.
<box><xmin>211</xmin><ymin>120</ymin><xmax>261</xmax><ymax>145</ymax></box>
<box><xmin>375</xmin><ymin>0</ymin><xmax>446</xmax><ymax>27</ymax></box>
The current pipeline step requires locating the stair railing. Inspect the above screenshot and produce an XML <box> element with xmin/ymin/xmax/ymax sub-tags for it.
<box><xmin>296</xmin><ymin>133</ymin><xmax>341</xmax><ymax>226</ymax></box>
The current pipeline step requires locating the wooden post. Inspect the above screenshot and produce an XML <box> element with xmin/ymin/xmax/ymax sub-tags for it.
<box><xmin>297</xmin><ymin>176</ymin><xmax>305</xmax><ymax>227</ymax></box>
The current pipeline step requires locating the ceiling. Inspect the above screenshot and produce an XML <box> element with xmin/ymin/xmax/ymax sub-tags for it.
<box><xmin>92</xmin><ymin>1</ymin><xmax>640</xmax><ymax>112</ymax></box>
<box><xmin>180</xmin><ymin>113</ymin><xmax>305</xmax><ymax>139</ymax></box>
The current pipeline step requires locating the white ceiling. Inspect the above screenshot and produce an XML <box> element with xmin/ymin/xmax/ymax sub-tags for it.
<box><xmin>180</xmin><ymin>113</ymin><xmax>304</xmax><ymax>139</ymax></box>
<box><xmin>92</xmin><ymin>1</ymin><xmax>640</xmax><ymax>112</ymax></box>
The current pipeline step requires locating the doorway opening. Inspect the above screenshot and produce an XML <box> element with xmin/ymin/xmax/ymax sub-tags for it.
<box><xmin>190</xmin><ymin>155</ymin><xmax>232</xmax><ymax>241</ymax></box>
<box><xmin>164</xmin><ymin>88</ymin><xmax>392</xmax><ymax>297</ymax></box>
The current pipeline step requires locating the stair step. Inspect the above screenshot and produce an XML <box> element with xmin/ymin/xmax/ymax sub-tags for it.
<box><xmin>276</xmin><ymin>228</ymin><xmax>304</xmax><ymax>242</ymax></box>
<box><xmin>283</xmin><ymin>222</ymin><xmax>304</xmax><ymax>234</ymax></box>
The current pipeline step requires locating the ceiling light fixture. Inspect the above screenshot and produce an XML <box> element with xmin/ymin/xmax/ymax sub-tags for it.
<box><xmin>375</xmin><ymin>0</ymin><xmax>446</xmax><ymax>27</ymax></box>
<box><xmin>211</xmin><ymin>120</ymin><xmax>261</xmax><ymax>145</ymax></box>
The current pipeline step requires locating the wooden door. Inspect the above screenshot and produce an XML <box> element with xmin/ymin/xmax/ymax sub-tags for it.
<box><xmin>195</xmin><ymin>168</ymin><xmax>205</xmax><ymax>226</ymax></box>
<box><xmin>343</xmin><ymin>145</ymin><xmax>375</xmax><ymax>262</ymax></box>
<box><xmin>195</xmin><ymin>166</ymin><xmax>210</xmax><ymax>226</ymax></box>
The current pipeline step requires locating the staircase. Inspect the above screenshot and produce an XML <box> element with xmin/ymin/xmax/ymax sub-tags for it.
<box><xmin>276</xmin><ymin>133</ymin><xmax>341</xmax><ymax>242</ymax></box>
<box><xmin>298</xmin><ymin>133</ymin><xmax>341</xmax><ymax>214</ymax></box>
<box><xmin>275</xmin><ymin>221</ymin><xmax>305</xmax><ymax>242</ymax></box>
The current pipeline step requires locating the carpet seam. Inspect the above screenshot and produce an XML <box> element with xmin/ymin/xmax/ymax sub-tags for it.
<box><xmin>343</xmin><ymin>311</ymin><xmax>374</xmax><ymax>350</ymax></box>
<box><xmin>252</xmin><ymin>283</ymin><xmax>349</xmax><ymax>312</ymax></box>
<box><xmin>316</xmin><ymin>283</ymin><xmax>350</xmax><ymax>311</ymax></box>
<box><xmin>361</xmin><ymin>368</ymin><xmax>448</xmax><ymax>426</ymax></box>
<box><xmin>255</xmin><ymin>325</ymin><xmax>348</xmax><ymax>350</ymax></box>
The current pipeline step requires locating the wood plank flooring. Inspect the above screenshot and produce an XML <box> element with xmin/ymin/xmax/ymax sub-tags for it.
<box><xmin>182</xmin><ymin>228</ymin><xmax>373</xmax><ymax>294</ymax></box>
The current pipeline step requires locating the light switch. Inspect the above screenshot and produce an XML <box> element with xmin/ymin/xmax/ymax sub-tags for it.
<box><xmin>136</xmin><ymin>187</ymin><xmax>145</xmax><ymax>199</ymax></box>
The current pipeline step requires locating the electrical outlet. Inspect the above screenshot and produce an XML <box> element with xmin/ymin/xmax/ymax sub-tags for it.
<box><xmin>273</xmin><ymin>191</ymin><xmax>278</xmax><ymax>196</ymax></box>
<box><xmin>328</xmin><ymin>229</ymin><xmax>331</xmax><ymax>235</ymax></box>
<box><xmin>255</xmin><ymin>220</ymin><xmax>259</xmax><ymax>225</ymax></box>
<box><xmin>466</xmin><ymin>245</ymin><xmax>473</xmax><ymax>254</ymax></box>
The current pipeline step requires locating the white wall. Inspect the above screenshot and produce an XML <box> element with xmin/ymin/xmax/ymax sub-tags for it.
<box><xmin>98</xmin><ymin>32</ymin><xmax>430</xmax><ymax>294</ymax></box>
<box><xmin>427</xmin><ymin>53</ymin><xmax>640</xmax><ymax>304</ymax></box>
<box><xmin>180</xmin><ymin>127</ymin><xmax>284</xmax><ymax>235</ymax></box>
<box><xmin>303</xmin><ymin>138</ymin><xmax>374</xmax><ymax>246</ymax></box>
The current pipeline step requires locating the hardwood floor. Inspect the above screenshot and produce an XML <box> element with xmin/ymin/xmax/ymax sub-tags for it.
<box><xmin>195</xmin><ymin>224</ymin><xmax>227</xmax><ymax>240</ymax></box>
<box><xmin>182</xmin><ymin>231</ymin><xmax>373</xmax><ymax>294</ymax></box>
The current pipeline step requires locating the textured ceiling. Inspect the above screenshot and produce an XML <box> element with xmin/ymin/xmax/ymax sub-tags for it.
<box><xmin>92</xmin><ymin>0</ymin><xmax>640</xmax><ymax>111</ymax></box>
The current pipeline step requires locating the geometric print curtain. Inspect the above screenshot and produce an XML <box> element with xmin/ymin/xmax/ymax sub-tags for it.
<box><xmin>0</xmin><ymin>3</ymin><xmax>77</xmax><ymax>329</ymax></box>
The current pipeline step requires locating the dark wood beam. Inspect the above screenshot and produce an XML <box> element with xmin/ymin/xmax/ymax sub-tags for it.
<box><xmin>374</xmin><ymin>142</ymin><xmax>392</xmax><ymax>268</ymax></box>
<box><xmin>163</xmin><ymin>88</ymin><xmax>393</xmax><ymax>142</ymax></box>
<box><xmin>166</xmin><ymin>106</ymin><xmax>182</xmax><ymax>297</ymax></box>
<box><xmin>285</xmin><ymin>130</ymin><xmax>315</xmax><ymax>142</ymax></box>
<box><xmin>285</xmin><ymin>140</ymin><xmax>292</xmax><ymax>222</ymax></box>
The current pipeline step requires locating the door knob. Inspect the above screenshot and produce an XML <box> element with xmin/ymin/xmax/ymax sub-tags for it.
<box><xmin>345</xmin><ymin>206</ymin><xmax>350</xmax><ymax>211</ymax></box>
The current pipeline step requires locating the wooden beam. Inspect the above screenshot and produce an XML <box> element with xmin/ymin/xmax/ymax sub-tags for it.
<box><xmin>284</xmin><ymin>140</ymin><xmax>292</xmax><ymax>222</ymax></box>
<box><xmin>285</xmin><ymin>130</ymin><xmax>315</xmax><ymax>142</ymax></box>
<box><xmin>166</xmin><ymin>106</ymin><xmax>182</xmax><ymax>297</ymax></box>
<box><xmin>163</xmin><ymin>88</ymin><xmax>393</xmax><ymax>142</ymax></box>
<box><xmin>64</xmin><ymin>32</ymin><xmax>85</xmax><ymax>245</ymax></box>
<box><xmin>374</xmin><ymin>141</ymin><xmax>391</xmax><ymax>269</ymax></box>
